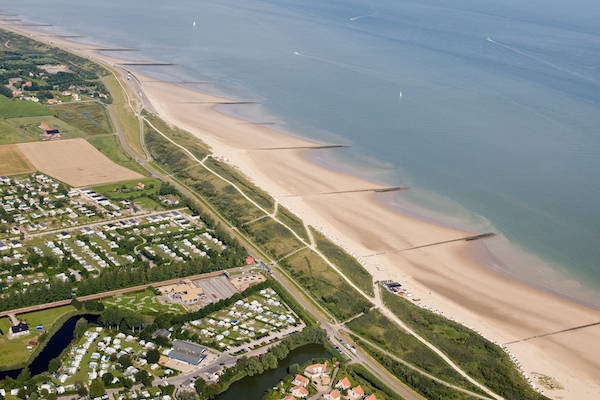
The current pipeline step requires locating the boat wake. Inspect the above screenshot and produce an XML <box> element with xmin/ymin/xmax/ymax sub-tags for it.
<box><xmin>349</xmin><ymin>12</ymin><xmax>376</xmax><ymax>22</ymax></box>
<box><xmin>486</xmin><ymin>36</ymin><xmax>596</xmax><ymax>84</ymax></box>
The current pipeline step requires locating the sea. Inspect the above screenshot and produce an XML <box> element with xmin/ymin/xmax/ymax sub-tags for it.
<box><xmin>2</xmin><ymin>0</ymin><xmax>599</xmax><ymax>307</ymax></box>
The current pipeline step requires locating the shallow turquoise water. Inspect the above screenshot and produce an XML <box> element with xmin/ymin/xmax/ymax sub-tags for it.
<box><xmin>4</xmin><ymin>0</ymin><xmax>600</xmax><ymax>305</ymax></box>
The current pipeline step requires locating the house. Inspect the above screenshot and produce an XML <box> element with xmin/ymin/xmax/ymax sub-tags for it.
<box><xmin>152</xmin><ymin>328</ymin><xmax>171</xmax><ymax>339</ymax></box>
<box><xmin>324</xmin><ymin>390</ymin><xmax>341</xmax><ymax>400</ymax></box>
<box><xmin>348</xmin><ymin>385</ymin><xmax>364</xmax><ymax>399</ymax></box>
<box><xmin>304</xmin><ymin>363</ymin><xmax>329</xmax><ymax>378</ymax></box>
<box><xmin>282</xmin><ymin>396</ymin><xmax>295</xmax><ymax>400</ymax></box>
<box><xmin>365</xmin><ymin>394</ymin><xmax>377</xmax><ymax>400</ymax></box>
<box><xmin>292</xmin><ymin>374</ymin><xmax>309</xmax><ymax>387</ymax></box>
<box><xmin>290</xmin><ymin>385</ymin><xmax>309</xmax><ymax>398</ymax></box>
<box><xmin>245</xmin><ymin>256</ymin><xmax>255</xmax><ymax>264</ymax></box>
<box><xmin>136</xmin><ymin>182</ymin><xmax>145</xmax><ymax>189</ymax></box>
<box><xmin>335</xmin><ymin>377</ymin><xmax>351</xmax><ymax>390</ymax></box>
<box><xmin>8</xmin><ymin>322</ymin><xmax>30</xmax><ymax>339</ymax></box>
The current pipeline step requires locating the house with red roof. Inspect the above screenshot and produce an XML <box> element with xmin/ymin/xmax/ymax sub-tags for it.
<box><xmin>290</xmin><ymin>385</ymin><xmax>309</xmax><ymax>398</ymax></box>
<box><xmin>348</xmin><ymin>385</ymin><xmax>364</xmax><ymax>399</ymax></box>
<box><xmin>335</xmin><ymin>377</ymin><xmax>351</xmax><ymax>390</ymax></box>
<box><xmin>365</xmin><ymin>394</ymin><xmax>377</xmax><ymax>400</ymax></box>
<box><xmin>304</xmin><ymin>363</ymin><xmax>329</xmax><ymax>378</ymax></box>
<box><xmin>292</xmin><ymin>374</ymin><xmax>309</xmax><ymax>387</ymax></box>
<box><xmin>324</xmin><ymin>389</ymin><xmax>341</xmax><ymax>400</ymax></box>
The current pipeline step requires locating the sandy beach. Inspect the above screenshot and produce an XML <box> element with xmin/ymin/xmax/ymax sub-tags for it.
<box><xmin>3</xmin><ymin>22</ymin><xmax>600</xmax><ymax>399</ymax></box>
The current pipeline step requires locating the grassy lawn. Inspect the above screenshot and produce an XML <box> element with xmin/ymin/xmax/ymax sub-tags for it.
<box><xmin>0</xmin><ymin>115</ymin><xmax>87</xmax><ymax>144</ymax></box>
<box><xmin>243</xmin><ymin>217</ymin><xmax>304</xmax><ymax>259</ymax></box>
<box><xmin>102</xmin><ymin>74</ymin><xmax>145</xmax><ymax>160</ymax></box>
<box><xmin>276</xmin><ymin>206</ymin><xmax>309</xmax><ymax>243</ymax></box>
<box><xmin>51</xmin><ymin>101</ymin><xmax>113</xmax><ymax>134</ymax></box>
<box><xmin>281</xmin><ymin>248</ymin><xmax>371</xmax><ymax>321</ymax></box>
<box><xmin>347</xmin><ymin>309</ymin><xmax>484</xmax><ymax>394</ymax></box>
<box><xmin>204</xmin><ymin>157</ymin><xmax>274</xmax><ymax>213</ymax></box>
<box><xmin>86</xmin><ymin>134</ymin><xmax>150</xmax><ymax>176</ymax></box>
<box><xmin>310</xmin><ymin>227</ymin><xmax>373</xmax><ymax>296</ymax></box>
<box><xmin>0</xmin><ymin>95</ymin><xmax>52</xmax><ymax>118</ymax></box>
<box><xmin>102</xmin><ymin>289</ymin><xmax>184</xmax><ymax>314</ymax></box>
<box><xmin>381</xmin><ymin>289</ymin><xmax>546</xmax><ymax>400</ymax></box>
<box><xmin>0</xmin><ymin>305</ymin><xmax>76</xmax><ymax>369</ymax></box>
<box><xmin>92</xmin><ymin>177</ymin><xmax>162</xmax><ymax>200</ymax></box>
<box><xmin>134</xmin><ymin>196</ymin><xmax>164</xmax><ymax>211</ymax></box>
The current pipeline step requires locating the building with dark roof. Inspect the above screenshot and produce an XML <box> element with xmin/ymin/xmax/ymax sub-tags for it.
<box><xmin>8</xmin><ymin>322</ymin><xmax>29</xmax><ymax>339</ymax></box>
<box><xmin>168</xmin><ymin>339</ymin><xmax>207</xmax><ymax>365</ymax></box>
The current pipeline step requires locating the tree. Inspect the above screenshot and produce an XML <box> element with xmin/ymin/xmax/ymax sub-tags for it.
<box><xmin>89</xmin><ymin>378</ymin><xmax>105</xmax><ymax>398</ymax></box>
<box><xmin>16</xmin><ymin>367</ymin><xmax>30</xmax><ymax>382</ymax></box>
<box><xmin>146</xmin><ymin>348</ymin><xmax>160</xmax><ymax>364</ymax></box>
<box><xmin>288</xmin><ymin>363</ymin><xmax>300</xmax><ymax>374</ymax></box>
<box><xmin>118</xmin><ymin>354</ymin><xmax>132</xmax><ymax>368</ymax></box>
<box><xmin>102</xmin><ymin>372</ymin><xmax>114</xmax><ymax>386</ymax></box>
<box><xmin>48</xmin><ymin>357</ymin><xmax>61</xmax><ymax>373</ymax></box>
<box><xmin>134</xmin><ymin>369</ymin><xmax>152</xmax><ymax>386</ymax></box>
<box><xmin>74</xmin><ymin>317</ymin><xmax>88</xmax><ymax>339</ymax></box>
<box><xmin>261</xmin><ymin>353</ymin><xmax>278</xmax><ymax>370</ymax></box>
<box><xmin>75</xmin><ymin>381</ymin><xmax>88</xmax><ymax>397</ymax></box>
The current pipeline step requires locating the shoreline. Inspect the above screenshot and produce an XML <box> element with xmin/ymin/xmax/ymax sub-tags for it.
<box><xmin>2</xmin><ymin>21</ymin><xmax>600</xmax><ymax>399</ymax></box>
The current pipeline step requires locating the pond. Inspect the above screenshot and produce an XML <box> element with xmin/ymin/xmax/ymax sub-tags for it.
<box><xmin>217</xmin><ymin>343</ymin><xmax>331</xmax><ymax>400</ymax></box>
<box><xmin>0</xmin><ymin>314</ymin><xmax>98</xmax><ymax>380</ymax></box>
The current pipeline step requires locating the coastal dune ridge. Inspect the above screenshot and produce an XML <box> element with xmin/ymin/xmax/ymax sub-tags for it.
<box><xmin>2</xmin><ymin>20</ymin><xmax>600</xmax><ymax>399</ymax></box>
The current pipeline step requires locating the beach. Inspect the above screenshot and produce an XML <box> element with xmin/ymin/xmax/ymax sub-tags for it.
<box><xmin>3</xmin><ymin>22</ymin><xmax>600</xmax><ymax>399</ymax></box>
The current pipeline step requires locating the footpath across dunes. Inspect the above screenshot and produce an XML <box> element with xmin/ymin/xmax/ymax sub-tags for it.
<box><xmin>17</xmin><ymin>138</ymin><xmax>143</xmax><ymax>186</ymax></box>
<box><xmin>0</xmin><ymin>144</ymin><xmax>35</xmax><ymax>175</ymax></box>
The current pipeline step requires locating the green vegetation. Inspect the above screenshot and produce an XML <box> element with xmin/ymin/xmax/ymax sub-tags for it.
<box><xmin>243</xmin><ymin>217</ymin><xmax>304</xmax><ymax>260</ymax></box>
<box><xmin>276</xmin><ymin>205</ymin><xmax>309</xmax><ymax>243</ymax></box>
<box><xmin>0</xmin><ymin>95</ymin><xmax>51</xmax><ymax>118</ymax></box>
<box><xmin>86</xmin><ymin>134</ymin><xmax>150</xmax><ymax>176</ymax></box>
<box><xmin>52</xmin><ymin>102</ymin><xmax>113</xmax><ymax>134</ymax></box>
<box><xmin>310</xmin><ymin>226</ymin><xmax>374</xmax><ymax>296</ymax></box>
<box><xmin>102</xmin><ymin>74</ymin><xmax>145</xmax><ymax>159</ymax></box>
<box><xmin>143</xmin><ymin>111</ymin><xmax>210</xmax><ymax>160</ymax></box>
<box><xmin>0</xmin><ymin>115</ymin><xmax>86</xmax><ymax>144</ymax></box>
<box><xmin>205</xmin><ymin>157</ymin><xmax>274</xmax><ymax>213</ymax></box>
<box><xmin>102</xmin><ymin>289</ymin><xmax>184</xmax><ymax>314</ymax></box>
<box><xmin>347</xmin><ymin>309</ymin><xmax>482</xmax><ymax>393</ymax></box>
<box><xmin>92</xmin><ymin>178</ymin><xmax>162</xmax><ymax>200</ymax></box>
<box><xmin>348</xmin><ymin>364</ymin><xmax>406</xmax><ymax>400</ymax></box>
<box><xmin>355</xmin><ymin>338</ymin><xmax>477</xmax><ymax>400</ymax></box>
<box><xmin>280</xmin><ymin>248</ymin><xmax>371</xmax><ymax>321</ymax></box>
<box><xmin>381</xmin><ymin>289</ymin><xmax>548</xmax><ymax>400</ymax></box>
<box><xmin>0</xmin><ymin>305</ymin><xmax>77</xmax><ymax>369</ymax></box>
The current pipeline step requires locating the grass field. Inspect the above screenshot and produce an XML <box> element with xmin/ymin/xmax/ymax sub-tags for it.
<box><xmin>0</xmin><ymin>115</ymin><xmax>87</xmax><ymax>144</ymax></box>
<box><xmin>381</xmin><ymin>288</ymin><xmax>545</xmax><ymax>400</ymax></box>
<box><xmin>0</xmin><ymin>305</ymin><xmax>76</xmax><ymax>368</ymax></box>
<box><xmin>276</xmin><ymin>206</ymin><xmax>309</xmax><ymax>243</ymax></box>
<box><xmin>0</xmin><ymin>95</ymin><xmax>52</xmax><ymax>118</ymax></box>
<box><xmin>87</xmin><ymin>134</ymin><xmax>150</xmax><ymax>176</ymax></box>
<box><xmin>92</xmin><ymin>177</ymin><xmax>162</xmax><ymax>199</ymax></box>
<box><xmin>143</xmin><ymin>111</ymin><xmax>210</xmax><ymax>160</ymax></box>
<box><xmin>0</xmin><ymin>144</ymin><xmax>35</xmax><ymax>175</ymax></box>
<box><xmin>310</xmin><ymin>227</ymin><xmax>374</xmax><ymax>296</ymax></box>
<box><xmin>102</xmin><ymin>289</ymin><xmax>184</xmax><ymax>314</ymax></box>
<box><xmin>243</xmin><ymin>217</ymin><xmax>304</xmax><ymax>259</ymax></box>
<box><xmin>347</xmin><ymin>309</ymin><xmax>484</xmax><ymax>393</ymax></box>
<box><xmin>281</xmin><ymin>248</ymin><xmax>371</xmax><ymax>321</ymax></box>
<box><xmin>52</xmin><ymin>102</ymin><xmax>113</xmax><ymax>135</ymax></box>
<box><xmin>102</xmin><ymin>74</ymin><xmax>145</xmax><ymax>160</ymax></box>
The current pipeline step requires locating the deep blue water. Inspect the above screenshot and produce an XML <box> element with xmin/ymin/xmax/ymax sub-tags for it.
<box><xmin>2</xmin><ymin>0</ymin><xmax>599</xmax><ymax>305</ymax></box>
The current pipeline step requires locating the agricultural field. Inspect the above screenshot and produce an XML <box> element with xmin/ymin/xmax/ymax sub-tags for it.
<box><xmin>0</xmin><ymin>115</ymin><xmax>87</xmax><ymax>145</ymax></box>
<box><xmin>0</xmin><ymin>145</ymin><xmax>35</xmax><ymax>175</ymax></box>
<box><xmin>51</xmin><ymin>102</ymin><xmax>113</xmax><ymax>135</ymax></box>
<box><xmin>17</xmin><ymin>138</ymin><xmax>143</xmax><ymax>187</ymax></box>
<box><xmin>0</xmin><ymin>95</ymin><xmax>52</xmax><ymax>119</ymax></box>
<box><xmin>187</xmin><ymin>288</ymin><xmax>302</xmax><ymax>352</ymax></box>
<box><xmin>310</xmin><ymin>227</ymin><xmax>374</xmax><ymax>296</ymax></box>
<box><xmin>280</xmin><ymin>248</ymin><xmax>372</xmax><ymax>321</ymax></box>
<box><xmin>103</xmin><ymin>289</ymin><xmax>184</xmax><ymax>314</ymax></box>
<box><xmin>0</xmin><ymin>305</ymin><xmax>76</xmax><ymax>368</ymax></box>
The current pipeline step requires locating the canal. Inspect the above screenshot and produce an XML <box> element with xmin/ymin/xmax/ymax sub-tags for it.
<box><xmin>217</xmin><ymin>343</ymin><xmax>331</xmax><ymax>400</ymax></box>
<box><xmin>0</xmin><ymin>314</ymin><xmax>98</xmax><ymax>380</ymax></box>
